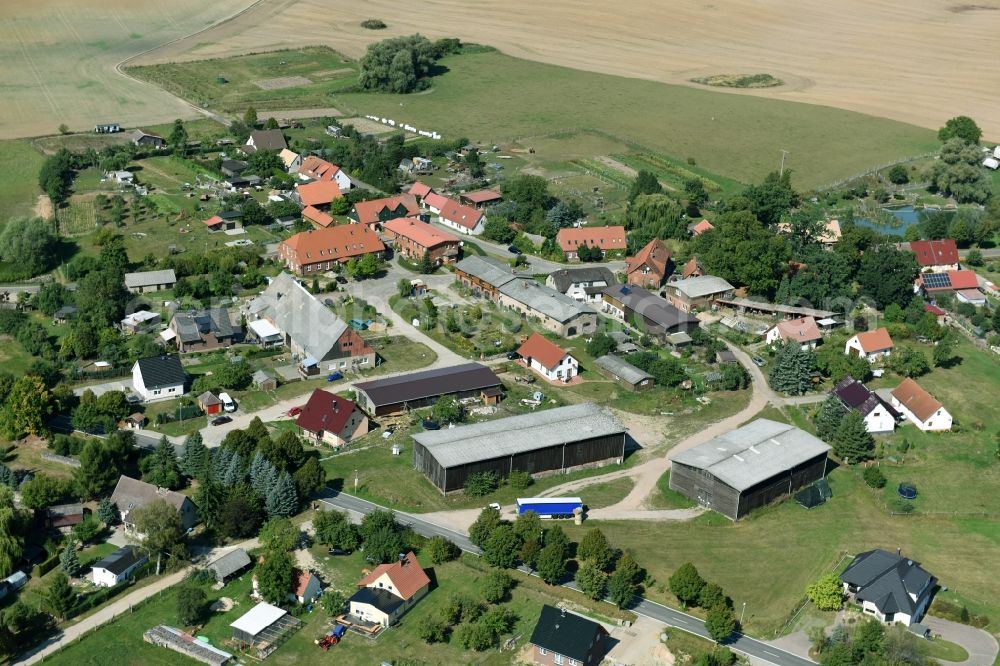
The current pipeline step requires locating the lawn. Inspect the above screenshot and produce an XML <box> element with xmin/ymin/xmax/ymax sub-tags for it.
<box><xmin>578</xmin><ymin>476</ymin><xmax>634</xmax><ymax>509</ymax></box>
<box><xmin>128</xmin><ymin>47</ymin><xmax>358</xmax><ymax>115</ymax></box>
<box><xmin>0</xmin><ymin>139</ymin><xmax>44</xmax><ymax>221</ymax></box>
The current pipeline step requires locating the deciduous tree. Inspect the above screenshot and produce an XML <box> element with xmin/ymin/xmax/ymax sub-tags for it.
<box><xmin>483</xmin><ymin>523</ymin><xmax>521</xmax><ymax>569</ymax></box>
<box><xmin>705</xmin><ymin>604</ymin><xmax>737</xmax><ymax>642</ymax></box>
<box><xmin>669</xmin><ymin>562</ymin><xmax>705</xmax><ymax>608</ymax></box>
<box><xmin>576</xmin><ymin>562</ymin><xmax>608</xmax><ymax>600</ymax></box>
<box><xmin>131</xmin><ymin>499</ymin><xmax>185</xmax><ymax>575</ymax></box>
<box><xmin>176</xmin><ymin>584</ymin><xmax>207</xmax><ymax>626</ymax></box>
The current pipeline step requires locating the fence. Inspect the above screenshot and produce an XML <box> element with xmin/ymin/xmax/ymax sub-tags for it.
<box><xmin>40</xmin><ymin>453</ymin><xmax>81</xmax><ymax>468</ymax></box>
<box><xmin>815</xmin><ymin>152</ymin><xmax>937</xmax><ymax>192</ymax></box>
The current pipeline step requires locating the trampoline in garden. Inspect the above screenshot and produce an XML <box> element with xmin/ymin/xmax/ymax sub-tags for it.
<box><xmin>897</xmin><ymin>483</ymin><xmax>918</xmax><ymax>500</ymax></box>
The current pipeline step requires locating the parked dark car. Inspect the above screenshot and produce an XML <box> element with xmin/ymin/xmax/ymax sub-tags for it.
<box><xmin>336</xmin><ymin>275</ymin><xmax>347</xmax><ymax>284</ymax></box>
<box><xmin>506</xmin><ymin>351</ymin><xmax>521</xmax><ymax>360</ymax></box>
<box><xmin>507</xmin><ymin>245</ymin><xmax>521</xmax><ymax>254</ymax></box>
<box><xmin>422</xmin><ymin>419</ymin><xmax>441</xmax><ymax>430</ymax></box>
<box><xmin>211</xmin><ymin>416</ymin><xmax>232</xmax><ymax>426</ymax></box>
<box><xmin>327</xmin><ymin>547</ymin><xmax>352</xmax><ymax>556</ymax></box>
<box><xmin>327</xmin><ymin>371</ymin><xmax>343</xmax><ymax>382</ymax></box>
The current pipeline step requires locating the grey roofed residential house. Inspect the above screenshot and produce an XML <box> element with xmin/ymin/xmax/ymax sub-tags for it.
<box><xmin>840</xmin><ymin>549</ymin><xmax>936</xmax><ymax>626</ymax></box>
<box><xmin>169</xmin><ymin>309</ymin><xmax>239</xmax><ymax>352</ymax></box>
<box><xmin>208</xmin><ymin>548</ymin><xmax>252</xmax><ymax>584</ymax></box>
<box><xmin>243</xmin><ymin>129</ymin><xmax>288</xmax><ymax>154</ymax></box>
<box><xmin>246</xmin><ymin>273</ymin><xmax>348</xmax><ymax>362</ymax></box>
<box><xmin>110</xmin><ymin>475</ymin><xmax>198</xmax><ymax>531</ymax></box>
<box><xmin>594</xmin><ymin>354</ymin><xmax>654</xmax><ymax>389</ymax></box>
<box><xmin>497</xmin><ymin>278</ymin><xmax>592</xmax><ymax>324</ymax></box>
<box><xmin>602</xmin><ymin>283</ymin><xmax>699</xmax><ymax>336</ymax></box>
<box><xmin>124</xmin><ymin>269</ymin><xmax>177</xmax><ymax>293</ymax></box>
<box><xmin>413</xmin><ymin>403</ymin><xmax>623</xmax><ymax>469</ymax></box>
<box><xmin>545</xmin><ymin>266</ymin><xmax>617</xmax><ymax>299</ymax></box>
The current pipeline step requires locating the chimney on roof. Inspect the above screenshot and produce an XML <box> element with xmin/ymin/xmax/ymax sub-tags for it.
<box><xmin>398</xmin><ymin>553</ymin><xmax>407</xmax><ymax>564</ymax></box>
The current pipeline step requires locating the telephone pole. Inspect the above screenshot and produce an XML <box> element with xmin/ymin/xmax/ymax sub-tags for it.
<box><xmin>779</xmin><ymin>149</ymin><xmax>789</xmax><ymax>176</ymax></box>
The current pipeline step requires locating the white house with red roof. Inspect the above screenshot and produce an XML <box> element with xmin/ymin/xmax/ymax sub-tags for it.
<box><xmin>295</xmin><ymin>389</ymin><xmax>369</xmax><ymax>447</ymax></box>
<box><xmin>408</xmin><ymin>181</ymin><xmax>434</xmax><ymax>205</ymax></box>
<box><xmin>288</xmin><ymin>569</ymin><xmax>322</xmax><ymax>604</ymax></box>
<box><xmin>517</xmin><ymin>333</ymin><xmax>579</xmax><ymax>382</ymax></box>
<box><xmin>299</xmin><ymin>155</ymin><xmax>352</xmax><ymax>191</ymax></box>
<box><xmin>903</xmin><ymin>239</ymin><xmax>960</xmax><ymax>272</ymax></box>
<box><xmin>845</xmin><ymin>328</ymin><xmax>894</xmax><ymax>362</ymax></box>
<box><xmin>557</xmin><ymin>226</ymin><xmax>627</xmax><ymax>261</ymax></box>
<box><xmin>347</xmin><ymin>551</ymin><xmax>431</xmax><ymax>628</ymax></box>
<box><xmin>765</xmin><ymin>316</ymin><xmax>822</xmax><ymax>350</ymax></box>
<box><xmin>890</xmin><ymin>378</ymin><xmax>952</xmax><ymax>431</ymax></box>
<box><xmin>436</xmin><ymin>198</ymin><xmax>486</xmax><ymax>235</ymax></box>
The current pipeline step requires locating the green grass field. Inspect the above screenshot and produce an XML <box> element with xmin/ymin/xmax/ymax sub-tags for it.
<box><xmin>0</xmin><ymin>139</ymin><xmax>44</xmax><ymax>219</ymax></box>
<box><xmin>128</xmin><ymin>47</ymin><xmax>357</xmax><ymax>115</ymax></box>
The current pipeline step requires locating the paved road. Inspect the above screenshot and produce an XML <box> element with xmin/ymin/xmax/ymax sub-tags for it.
<box><xmin>318</xmin><ymin>490</ymin><xmax>816</xmax><ymax>666</ymax></box>
<box><xmin>958</xmin><ymin>248</ymin><xmax>1000</xmax><ymax>259</ymax></box>
<box><xmin>923</xmin><ymin>616</ymin><xmax>999</xmax><ymax>666</ymax></box>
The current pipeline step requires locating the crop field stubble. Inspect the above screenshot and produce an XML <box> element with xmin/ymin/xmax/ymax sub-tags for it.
<box><xmin>0</xmin><ymin>0</ymin><xmax>250</xmax><ymax>139</ymax></box>
<box><xmin>132</xmin><ymin>0</ymin><xmax>1000</xmax><ymax>141</ymax></box>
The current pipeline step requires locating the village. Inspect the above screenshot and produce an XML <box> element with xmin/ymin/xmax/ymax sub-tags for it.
<box><xmin>0</xmin><ymin>30</ymin><xmax>998</xmax><ymax>666</ymax></box>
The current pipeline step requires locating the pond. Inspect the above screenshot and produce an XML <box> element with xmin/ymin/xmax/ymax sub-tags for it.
<box><xmin>853</xmin><ymin>205</ymin><xmax>952</xmax><ymax>236</ymax></box>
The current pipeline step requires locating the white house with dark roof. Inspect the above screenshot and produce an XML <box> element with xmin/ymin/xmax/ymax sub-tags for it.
<box><xmin>545</xmin><ymin>267</ymin><xmax>617</xmax><ymax>304</ymax></box>
<box><xmin>832</xmin><ymin>377</ymin><xmax>899</xmax><ymax>433</ymax></box>
<box><xmin>92</xmin><ymin>545</ymin><xmax>148</xmax><ymax>587</ymax></box>
<box><xmin>111</xmin><ymin>475</ymin><xmax>198</xmax><ymax>533</ymax></box>
<box><xmin>131</xmin><ymin>355</ymin><xmax>186</xmax><ymax>402</ymax></box>
<box><xmin>124</xmin><ymin>269</ymin><xmax>176</xmax><ymax>294</ymax></box>
<box><xmin>840</xmin><ymin>549</ymin><xmax>936</xmax><ymax>626</ymax></box>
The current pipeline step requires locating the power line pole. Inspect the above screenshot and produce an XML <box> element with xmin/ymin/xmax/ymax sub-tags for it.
<box><xmin>779</xmin><ymin>149</ymin><xmax>789</xmax><ymax>176</ymax></box>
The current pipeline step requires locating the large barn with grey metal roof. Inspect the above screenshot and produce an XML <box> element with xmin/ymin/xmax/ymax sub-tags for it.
<box><xmin>412</xmin><ymin>403</ymin><xmax>626</xmax><ymax>493</ymax></box>
<box><xmin>669</xmin><ymin>419</ymin><xmax>831</xmax><ymax>520</ymax></box>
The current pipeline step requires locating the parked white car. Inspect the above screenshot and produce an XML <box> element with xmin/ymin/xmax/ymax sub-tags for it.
<box><xmin>219</xmin><ymin>392</ymin><xmax>236</xmax><ymax>412</ymax></box>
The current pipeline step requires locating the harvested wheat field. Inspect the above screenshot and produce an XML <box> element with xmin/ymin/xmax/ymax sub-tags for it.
<box><xmin>137</xmin><ymin>0</ymin><xmax>1000</xmax><ymax>138</ymax></box>
<box><xmin>0</xmin><ymin>0</ymin><xmax>248</xmax><ymax>139</ymax></box>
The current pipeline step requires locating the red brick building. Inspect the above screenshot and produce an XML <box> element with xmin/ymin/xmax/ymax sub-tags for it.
<box><xmin>556</xmin><ymin>226</ymin><xmax>627</xmax><ymax>261</ymax></box>
<box><xmin>382</xmin><ymin>217</ymin><xmax>461</xmax><ymax>265</ymax></box>
<box><xmin>625</xmin><ymin>238</ymin><xmax>673</xmax><ymax>287</ymax></box>
<box><xmin>277</xmin><ymin>225</ymin><xmax>385</xmax><ymax>275</ymax></box>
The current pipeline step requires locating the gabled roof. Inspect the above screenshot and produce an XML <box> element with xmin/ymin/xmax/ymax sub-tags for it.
<box><xmin>382</xmin><ymin>217</ymin><xmax>459</xmax><ymax>248</ymax></box>
<box><xmin>357</xmin><ymin>551</ymin><xmax>430</xmax><ymax>600</ymax></box>
<box><xmin>602</xmin><ymin>284</ymin><xmax>698</xmax><ymax>333</ymax></box>
<box><xmin>682</xmin><ymin>257</ymin><xmax>704</xmax><ymax>279</ymax></box>
<box><xmin>924</xmin><ymin>303</ymin><xmax>946</xmax><ymax>316</ymax></box>
<box><xmin>134</xmin><ymin>355</ymin><xmax>186</xmax><ymax>389</ymax></box>
<box><xmin>92</xmin><ymin>545</ymin><xmax>146</xmax><ymax>575</ymax></box>
<box><xmin>198</xmin><ymin>391</ymin><xmax>222</xmax><ymax>406</ymax></box>
<box><xmin>281</xmin><ymin>225</ymin><xmax>385</xmax><ymax>265</ymax></box>
<box><xmin>453</xmin><ymin>255</ymin><xmax>518</xmax><ymax>289</ymax></box>
<box><xmin>111</xmin><ymin>475</ymin><xmax>193</xmax><ymax>514</ymax></box>
<box><xmin>296</xmin><ymin>389</ymin><xmax>358</xmax><ymax>435</ymax></box>
<box><xmin>293</xmin><ymin>568</ymin><xmax>319</xmax><ymax>597</ymax></box>
<box><xmin>353</xmin><ymin>194</ymin><xmax>419</xmax><ymax>226</ymax></box>
<box><xmin>908</xmin><ymin>239</ymin><xmax>959</xmax><ymax>267</ymax></box>
<box><xmin>299</xmin><ymin>155</ymin><xmax>342</xmax><ymax>181</ymax></box>
<box><xmin>891</xmin><ymin>378</ymin><xmax>943</xmax><ymax>422</ymax></box>
<box><xmin>279</xmin><ymin>148</ymin><xmax>300</xmax><ymax>169</ymax></box>
<box><xmin>690</xmin><ymin>219</ymin><xmax>715</xmax><ymax>235</ymax></box>
<box><xmin>626</xmin><ymin>239</ymin><xmax>672</xmax><ymax>277</ymax></box>
<box><xmin>919</xmin><ymin>269</ymin><xmax>979</xmax><ymax>292</ymax></box>
<box><xmin>517</xmin><ymin>333</ymin><xmax>571</xmax><ymax>370</ymax></box>
<box><xmin>556</xmin><ymin>226</ymin><xmax>627</xmax><ymax>252</ymax></box>
<box><xmin>547</xmin><ymin>267</ymin><xmax>616</xmax><ymax>293</ymax></box>
<box><xmin>124</xmin><ymin>269</ymin><xmax>176</xmax><ymax>289</ymax></box>
<box><xmin>302</xmin><ymin>205</ymin><xmax>334</xmax><ymax>228</ymax></box>
<box><xmin>244</xmin><ymin>129</ymin><xmax>287</xmax><ymax>153</ymax></box>
<box><xmin>840</xmin><ymin>549</ymin><xmax>935</xmax><ymax>616</ymax></box>
<box><xmin>209</xmin><ymin>548</ymin><xmax>251</xmax><ymax>580</ymax></box>
<box><xmin>460</xmin><ymin>189</ymin><xmax>501</xmax><ymax>204</ymax></box>
<box><xmin>248</xmin><ymin>273</ymin><xmax>350</xmax><ymax>361</ymax></box>
<box><xmin>832</xmin><ymin>377</ymin><xmax>901</xmax><ymax>419</ymax></box>
<box><xmin>667</xmin><ymin>275</ymin><xmax>735</xmax><ymax>299</ymax></box>
<box><xmin>438</xmin><ymin>198</ymin><xmax>485</xmax><ymax>229</ymax></box>
<box><xmin>498</xmin><ymin>279</ymin><xmax>592</xmax><ymax>324</ymax></box>
<box><xmin>772</xmin><ymin>316</ymin><xmax>821</xmax><ymax>344</ymax></box>
<box><xmin>595</xmin><ymin>354</ymin><xmax>653</xmax><ymax>385</ymax></box>
<box><xmin>671</xmin><ymin>419</ymin><xmax>831</xmax><ymax>492</ymax></box>
<box><xmin>297</xmin><ymin>180</ymin><xmax>343</xmax><ymax>207</ymax></box>
<box><xmin>409</xmin><ymin>181</ymin><xmax>433</xmax><ymax>198</ymax></box>
<box><xmin>423</xmin><ymin>192</ymin><xmax>450</xmax><ymax>210</ymax></box>
<box><xmin>348</xmin><ymin>586</ymin><xmax>405</xmax><ymax>614</ymax></box>
<box><xmin>354</xmin><ymin>363</ymin><xmax>500</xmax><ymax>408</ymax></box>
<box><xmin>852</xmin><ymin>328</ymin><xmax>894</xmax><ymax>352</ymax></box>
<box><xmin>529</xmin><ymin>605</ymin><xmax>607</xmax><ymax>662</ymax></box>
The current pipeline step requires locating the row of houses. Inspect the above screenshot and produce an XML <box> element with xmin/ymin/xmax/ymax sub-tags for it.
<box><xmin>833</xmin><ymin>375</ymin><xmax>952</xmax><ymax>432</ymax></box>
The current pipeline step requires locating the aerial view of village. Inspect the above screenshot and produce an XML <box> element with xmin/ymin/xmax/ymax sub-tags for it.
<box><xmin>0</xmin><ymin>1</ymin><xmax>998</xmax><ymax>665</ymax></box>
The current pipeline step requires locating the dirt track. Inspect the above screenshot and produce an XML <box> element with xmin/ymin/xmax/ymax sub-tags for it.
<box><xmin>132</xmin><ymin>0</ymin><xmax>1000</xmax><ymax>138</ymax></box>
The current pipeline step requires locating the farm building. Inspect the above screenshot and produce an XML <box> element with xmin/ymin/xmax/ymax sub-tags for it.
<box><xmin>229</xmin><ymin>602</ymin><xmax>301</xmax><ymax>658</ymax></box>
<box><xmin>460</xmin><ymin>189</ymin><xmax>502</xmax><ymax>209</ymax></box>
<box><xmin>124</xmin><ymin>269</ymin><xmax>176</xmax><ymax>294</ymax></box>
<box><xmin>453</xmin><ymin>255</ymin><xmax>522</xmax><ymax>300</ymax></box>
<box><xmin>601</xmin><ymin>284</ymin><xmax>698</xmax><ymax>339</ymax></box>
<box><xmin>132</xmin><ymin>129</ymin><xmax>165</xmax><ymax>148</ymax></box>
<box><xmin>144</xmin><ymin>625</ymin><xmax>233</xmax><ymax>666</ymax></box>
<box><xmin>663</xmin><ymin>275</ymin><xmax>735</xmax><ymax>313</ymax></box>
<box><xmin>92</xmin><ymin>545</ymin><xmax>148</xmax><ymax>587</ymax></box>
<box><xmin>353</xmin><ymin>363</ymin><xmax>502</xmax><ymax>417</ymax></box>
<box><xmin>498</xmin><ymin>278</ymin><xmax>598</xmax><ymax>338</ymax></box>
<box><xmin>207</xmin><ymin>548</ymin><xmax>252</xmax><ymax>585</ymax></box>
<box><xmin>670</xmin><ymin>419</ymin><xmax>831</xmax><ymax>520</ymax></box>
<box><xmin>594</xmin><ymin>355</ymin><xmax>655</xmax><ymax>391</ymax></box>
<box><xmin>412</xmin><ymin>403</ymin><xmax>626</xmax><ymax>493</ymax></box>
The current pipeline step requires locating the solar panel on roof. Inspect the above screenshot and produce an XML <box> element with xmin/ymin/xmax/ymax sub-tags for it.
<box><xmin>922</xmin><ymin>273</ymin><xmax>951</xmax><ymax>289</ymax></box>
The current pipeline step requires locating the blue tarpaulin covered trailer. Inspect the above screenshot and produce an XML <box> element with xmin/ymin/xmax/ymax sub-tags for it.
<box><xmin>516</xmin><ymin>497</ymin><xmax>583</xmax><ymax>518</ymax></box>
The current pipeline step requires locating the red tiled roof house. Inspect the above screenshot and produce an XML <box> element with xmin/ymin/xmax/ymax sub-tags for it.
<box><xmin>350</xmin><ymin>194</ymin><xmax>420</xmax><ymax>229</ymax></box>
<box><xmin>347</xmin><ymin>551</ymin><xmax>431</xmax><ymax>628</ymax></box>
<box><xmin>557</xmin><ymin>226</ymin><xmax>627</xmax><ymax>261</ymax></box>
<box><xmin>295</xmin><ymin>389</ymin><xmax>369</xmax><ymax>447</ymax></box>
<box><xmin>625</xmin><ymin>238</ymin><xmax>673</xmax><ymax>288</ymax></box>
<box><xmin>845</xmin><ymin>328</ymin><xmax>894</xmax><ymax>362</ymax></box>
<box><xmin>517</xmin><ymin>333</ymin><xmax>579</xmax><ymax>382</ymax></box>
<box><xmin>765</xmin><ymin>316</ymin><xmax>822</xmax><ymax>350</ymax></box>
<box><xmin>382</xmin><ymin>217</ymin><xmax>461</xmax><ymax>265</ymax></box>
<box><xmin>905</xmin><ymin>239</ymin><xmax>960</xmax><ymax>272</ymax></box>
<box><xmin>278</xmin><ymin>226</ymin><xmax>385</xmax><ymax>275</ymax></box>
<box><xmin>436</xmin><ymin>197</ymin><xmax>486</xmax><ymax>236</ymax></box>
<box><xmin>299</xmin><ymin>155</ymin><xmax>352</xmax><ymax>191</ymax></box>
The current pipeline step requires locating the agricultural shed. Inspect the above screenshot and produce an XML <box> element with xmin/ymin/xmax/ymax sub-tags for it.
<box><xmin>594</xmin><ymin>355</ymin><xmax>654</xmax><ymax>391</ymax></box>
<box><xmin>412</xmin><ymin>403</ymin><xmax>625</xmax><ymax>493</ymax></box>
<box><xmin>207</xmin><ymin>548</ymin><xmax>252</xmax><ymax>585</ymax></box>
<box><xmin>353</xmin><ymin>363</ymin><xmax>501</xmax><ymax>416</ymax></box>
<box><xmin>670</xmin><ymin>419</ymin><xmax>831</xmax><ymax>520</ymax></box>
<box><xmin>144</xmin><ymin>626</ymin><xmax>233</xmax><ymax>666</ymax></box>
